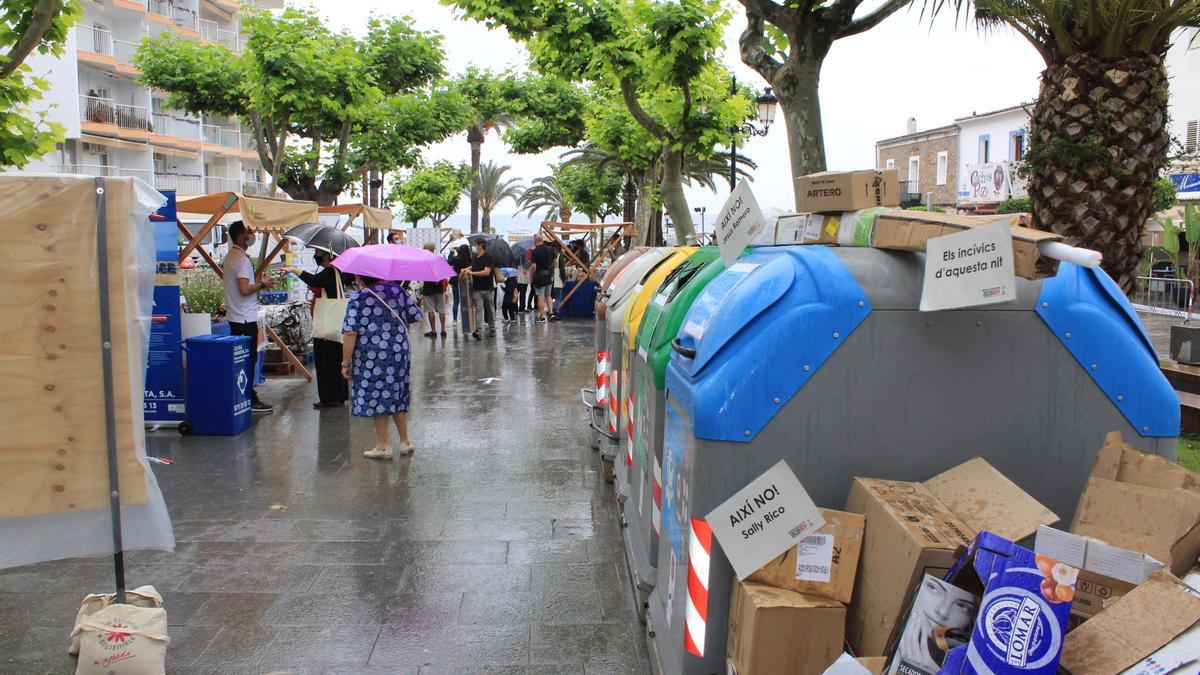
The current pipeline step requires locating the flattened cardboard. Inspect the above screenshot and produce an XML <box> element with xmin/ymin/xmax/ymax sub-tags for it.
<box><xmin>857</xmin><ymin>657</ymin><xmax>887</xmax><ymax>674</ymax></box>
<box><xmin>939</xmin><ymin>532</ymin><xmax>1075</xmax><ymax>674</ymax></box>
<box><xmin>925</xmin><ymin>457</ymin><xmax>1059</xmax><ymax>543</ymax></box>
<box><xmin>1061</xmin><ymin>571</ymin><xmax>1200</xmax><ymax>674</ymax></box>
<box><xmin>844</xmin><ymin>478</ymin><xmax>973</xmax><ymax>657</ymax></box>
<box><xmin>1071</xmin><ymin>476</ymin><xmax>1200</xmax><ymax>575</ymax></box>
<box><xmin>796</xmin><ymin>170</ymin><xmax>900</xmax><ymax>213</ymax></box>
<box><xmin>726</xmin><ymin>581</ymin><xmax>845</xmax><ymax>675</ymax></box>
<box><xmin>871</xmin><ymin>210</ymin><xmax>1060</xmax><ymax>279</ymax></box>
<box><xmin>1092</xmin><ymin>431</ymin><xmax>1200</xmax><ymax>494</ymax></box>
<box><xmin>746</xmin><ymin>508</ymin><xmax>865</xmax><ymax>604</ymax></box>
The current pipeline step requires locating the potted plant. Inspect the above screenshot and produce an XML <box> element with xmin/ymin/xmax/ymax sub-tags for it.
<box><xmin>1162</xmin><ymin>204</ymin><xmax>1200</xmax><ymax>363</ymax></box>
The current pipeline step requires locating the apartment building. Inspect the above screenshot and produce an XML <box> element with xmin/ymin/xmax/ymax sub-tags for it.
<box><xmin>875</xmin><ymin>117</ymin><xmax>959</xmax><ymax>206</ymax></box>
<box><xmin>1167</xmin><ymin>31</ymin><xmax>1200</xmax><ymax>199</ymax></box>
<box><xmin>21</xmin><ymin>0</ymin><xmax>279</xmax><ymax>197</ymax></box>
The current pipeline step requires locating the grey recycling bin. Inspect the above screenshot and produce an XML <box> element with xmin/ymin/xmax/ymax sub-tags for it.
<box><xmin>647</xmin><ymin>245</ymin><xmax>1179</xmax><ymax>675</ymax></box>
<box><xmin>584</xmin><ymin>248</ymin><xmax>652</xmax><ymax>452</ymax></box>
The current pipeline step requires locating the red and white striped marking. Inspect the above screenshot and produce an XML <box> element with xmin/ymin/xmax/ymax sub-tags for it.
<box><xmin>651</xmin><ymin>458</ymin><xmax>662</xmax><ymax>535</ymax></box>
<box><xmin>685</xmin><ymin>517</ymin><xmax>712</xmax><ymax>657</ymax></box>
<box><xmin>625</xmin><ymin>390</ymin><xmax>635</xmax><ymax>466</ymax></box>
<box><xmin>607</xmin><ymin>367</ymin><xmax>619</xmax><ymax>434</ymax></box>
<box><xmin>595</xmin><ymin>351</ymin><xmax>610</xmax><ymax>406</ymax></box>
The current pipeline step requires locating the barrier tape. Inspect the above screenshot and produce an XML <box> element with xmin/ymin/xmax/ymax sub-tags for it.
<box><xmin>625</xmin><ymin>391</ymin><xmax>635</xmax><ymax>466</ymax></box>
<box><xmin>685</xmin><ymin>516</ymin><xmax>712</xmax><ymax>657</ymax></box>
<box><xmin>596</xmin><ymin>352</ymin><xmax>610</xmax><ymax>405</ymax></box>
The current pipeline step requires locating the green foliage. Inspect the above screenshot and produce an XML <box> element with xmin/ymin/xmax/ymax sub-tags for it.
<box><xmin>474</xmin><ymin>161</ymin><xmax>524</xmax><ymax>226</ymax></box>
<box><xmin>557</xmin><ymin>162</ymin><xmax>622</xmax><ymax>221</ymax></box>
<box><xmin>1153</xmin><ymin>176</ymin><xmax>1178</xmax><ymax>214</ymax></box>
<box><xmin>905</xmin><ymin>205</ymin><xmax>948</xmax><ymax>213</ymax></box>
<box><xmin>179</xmin><ymin>268</ymin><xmax>225</xmax><ymax>315</ymax></box>
<box><xmin>137</xmin><ymin>11</ymin><xmax>457</xmax><ymax>202</ymax></box>
<box><xmin>0</xmin><ymin>0</ymin><xmax>80</xmax><ymax>167</ymax></box>
<box><xmin>996</xmin><ymin>196</ymin><xmax>1032</xmax><ymax>213</ymax></box>
<box><xmin>1159</xmin><ymin>203</ymin><xmax>1200</xmax><ymax>280</ymax></box>
<box><xmin>391</xmin><ymin>161</ymin><xmax>470</xmax><ymax>226</ymax></box>
<box><xmin>516</xmin><ymin>166</ymin><xmax>572</xmax><ymax>222</ymax></box>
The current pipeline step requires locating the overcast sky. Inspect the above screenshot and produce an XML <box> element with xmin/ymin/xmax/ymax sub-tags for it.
<box><xmin>306</xmin><ymin>0</ymin><xmax>1045</xmax><ymax>222</ymax></box>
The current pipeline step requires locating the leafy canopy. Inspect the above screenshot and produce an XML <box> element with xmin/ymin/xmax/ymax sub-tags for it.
<box><xmin>557</xmin><ymin>161</ymin><xmax>623</xmax><ymax>222</ymax></box>
<box><xmin>391</xmin><ymin>161</ymin><xmax>471</xmax><ymax>226</ymax></box>
<box><xmin>1</xmin><ymin>0</ymin><xmax>81</xmax><ymax>167</ymax></box>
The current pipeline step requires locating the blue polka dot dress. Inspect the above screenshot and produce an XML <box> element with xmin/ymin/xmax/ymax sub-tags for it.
<box><xmin>342</xmin><ymin>281</ymin><xmax>423</xmax><ymax>417</ymax></box>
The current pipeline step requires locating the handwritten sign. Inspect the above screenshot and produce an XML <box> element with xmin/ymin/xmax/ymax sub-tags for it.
<box><xmin>920</xmin><ymin>220</ymin><xmax>1016</xmax><ymax>312</ymax></box>
<box><xmin>715</xmin><ymin>181</ymin><xmax>766</xmax><ymax>268</ymax></box>
<box><xmin>705</xmin><ymin>460</ymin><xmax>825</xmax><ymax>580</ymax></box>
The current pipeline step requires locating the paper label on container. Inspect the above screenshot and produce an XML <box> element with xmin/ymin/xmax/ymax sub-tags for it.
<box><xmin>705</xmin><ymin>460</ymin><xmax>825</xmax><ymax>580</ymax></box>
<box><xmin>715</xmin><ymin>181</ymin><xmax>766</xmax><ymax>267</ymax></box>
<box><xmin>793</xmin><ymin>533</ymin><xmax>834</xmax><ymax>582</ymax></box>
<box><xmin>920</xmin><ymin>220</ymin><xmax>1016</xmax><ymax>312</ymax></box>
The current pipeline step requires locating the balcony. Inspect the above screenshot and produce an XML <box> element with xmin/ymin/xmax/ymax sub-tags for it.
<box><xmin>147</xmin><ymin>0</ymin><xmax>171</xmax><ymax>22</ymax></box>
<box><xmin>242</xmin><ymin>180</ymin><xmax>271</xmax><ymax>196</ymax></box>
<box><xmin>155</xmin><ymin>172</ymin><xmax>204</xmax><ymax>194</ymax></box>
<box><xmin>81</xmin><ymin>95</ymin><xmax>117</xmax><ymax>127</ymax></box>
<box><xmin>76</xmin><ymin>25</ymin><xmax>114</xmax><ymax>58</ymax></box>
<box><xmin>173</xmin><ymin>6</ymin><xmax>198</xmax><ymax>31</ymax></box>
<box><xmin>205</xmin><ymin>175</ymin><xmax>241</xmax><ymax>193</ymax></box>
<box><xmin>115</xmin><ymin>103</ymin><xmax>150</xmax><ymax>132</ymax></box>
<box><xmin>113</xmin><ymin>39</ymin><xmax>140</xmax><ymax>73</ymax></box>
<box><xmin>216</xmin><ymin>28</ymin><xmax>240</xmax><ymax>52</ymax></box>
<box><xmin>202</xmin><ymin>123</ymin><xmax>240</xmax><ymax>150</ymax></box>
<box><xmin>151</xmin><ymin>111</ymin><xmax>201</xmax><ymax>142</ymax></box>
<box><xmin>53</xmin><ymin>164</ymin><xmax>152</xmax><ymax>182</ymax></box>
<box><xmin>198</xmin><ymin>18</ymin><xmax>217</xmax><ymax>41</ymax></box>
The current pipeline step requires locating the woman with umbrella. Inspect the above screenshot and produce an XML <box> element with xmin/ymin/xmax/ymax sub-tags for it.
<box><xmin>279</xmin><ymin>223</ymin><xmax>360</xmax><ymax>409</ymax></box>
<box><xmin>333</xmin><ymin>244</ymin><xmax>453</xmax><ymax>460</ymax></box>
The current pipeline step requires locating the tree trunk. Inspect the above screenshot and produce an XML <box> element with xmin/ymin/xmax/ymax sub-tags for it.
<box><xmin>634</xmin><ymin>171</ymin><xmax>653</xmax><ymax>246</ymax></box>
<box><xmin>660</xmin><ymin>147</ymin><xmax>694</xmax><ymax>242</ymax></box>
<box><xmin>467</xmin><ymin>124</ymin><xmax>484</xmax><ymax>234</ymax></box>
<box><xmin>622</xmin><ymin>174</ymin><xmax>637</xmax><ymax>224</ymax></box>
<box><xmin>1026</xmin><ymin>53</ymin><xmax>1169</xmax><ymax>292</ymax></box>
<box><xmin>773</xmin><ymin>59</ymin><xmax>827</xmax><ymax>209</ymax></box>
<box><xmin>482</xmin><ymin>208</ymin><xmax>491</xmax><ymax>233</ymax></box>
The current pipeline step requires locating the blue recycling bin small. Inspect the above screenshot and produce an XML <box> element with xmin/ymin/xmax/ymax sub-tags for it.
<box><xmin>182</xmin><ymin>335</ymin><xmax>252</xmax><ymax>436</ymax></box>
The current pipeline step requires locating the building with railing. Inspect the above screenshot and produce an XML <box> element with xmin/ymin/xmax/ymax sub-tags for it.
<box><xmin>17</xmin><ymin>0</ymin><xmax>281</xmax><ymax>197</ymax></box>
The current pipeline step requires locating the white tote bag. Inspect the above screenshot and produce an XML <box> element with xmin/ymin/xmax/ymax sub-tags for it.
<box><xmin>312</xmin><ymin>270</ymin><xmax>348</xmax><ymax>343</ymax></box>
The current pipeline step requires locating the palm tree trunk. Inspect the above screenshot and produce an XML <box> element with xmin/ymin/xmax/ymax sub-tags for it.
<box><xmin>661</xmin><ymin>147</ymin><xmax>694</xmax><ymax>242</ymax></box>
<box><xmin>468</xmin><ymin>125</ymin><xmax>484</xmax><ymax>234</ymax></box>
<box><xmin>482</xmin><ymin>209</ymin><xmax>491</xmax><ymax>233</ymax></box>
<box><xmin>1026</xmin><ymin>53</ymin><xmax>1170</xmax><ymax>291</ymax></box>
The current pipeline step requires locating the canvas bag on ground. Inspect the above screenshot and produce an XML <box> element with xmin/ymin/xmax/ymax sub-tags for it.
<box><xmin>73</xmin><ymin>603</ymin><xmax>169</xmax><ymax>674</ymax></box>
<box><xmin>69</xmin><ymin>585</ymin><xmax>163</xmax><ymax>655</ymax></box>
<box><xmin>312</xmin><ymin>271</ymin><xmax>347</xmax><ymax>343</ymax></box>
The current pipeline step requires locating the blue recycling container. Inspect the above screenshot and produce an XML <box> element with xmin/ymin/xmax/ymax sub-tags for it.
<box><xmin>183</xmin><ymin>335</ymin><xmax>252</xmax><ymax>436</ymax></box>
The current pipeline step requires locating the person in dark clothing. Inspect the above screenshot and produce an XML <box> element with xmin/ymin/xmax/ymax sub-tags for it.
<box><xmin>282</xmin><ymin>251</ymin><xmax>351</xmax><ymax>409</ymax></box>
<box><xmin>463</xmin><ymin>239</ymin><xmax>496</xmax><ymax>339</ymax></box>
<box><xmin>449</xmin><ymin>243</ymin><xmax>472</xmax><ymax>334</ymax></box>
<box><xmin>501</xmin><ymin>273</ymin><xmax>519</xmax><ymax>322</ymax></box>
<box><xmin>529</xmin><ymin>233</ymin><xmax>554</xmax><ymax>322</ymax></box>
<box><xmin>420</xmin><ymin>243</ymin><xmax>449</xmax><ymax>337</ymax></box>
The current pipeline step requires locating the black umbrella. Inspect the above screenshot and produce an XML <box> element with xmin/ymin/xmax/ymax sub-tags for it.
<box><xmin>282</xmin><ymin>222</ymin><xmax>361</xmax><ymax>256</ymax></box>
<box><xmin>509</xmin><ymin>237</ymin><xmax>535</xmax><ymax>263</ymax></box>
<box><xmin>467</xmin><ymin>233</ymin><xmax>514</xmax><ymax>267</ymax></box>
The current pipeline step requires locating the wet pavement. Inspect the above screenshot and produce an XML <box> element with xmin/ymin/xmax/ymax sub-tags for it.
<box><xmin>0</xmin><ymin>315</ymin><xmax>651</xmax><ymax>673</ymax></box>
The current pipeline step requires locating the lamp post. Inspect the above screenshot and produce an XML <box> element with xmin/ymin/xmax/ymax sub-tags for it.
<box><xmin>729</xmin><ymin>76</ymin><xmax>779</xmax><ymax>189</ymax></box>
<box><xmin>693</xmin><ymin>206</ymin><xmax>707</xmax><ymax>240</ymax></box>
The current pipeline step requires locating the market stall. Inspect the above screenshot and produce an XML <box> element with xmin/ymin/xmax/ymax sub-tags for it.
<box><xmin>176</xmin><ymin>192</ymin><xmax>319</xmax><ymax>381</ymax></box>
<box><xmin>323</xmin><ymin>203</ymin><xmax>394</xmax><ymax>239</ymax></box>
<box><xmin>539</xmin><ymin>220</ymin><xmax>635</xmax><ymax>313</ymax></box>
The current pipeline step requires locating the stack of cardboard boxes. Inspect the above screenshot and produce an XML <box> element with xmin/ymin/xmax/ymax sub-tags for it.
<box><xmin>724</xmin><ymin>435</ymin><xmax>1200</xmax><ymax>675</ymax></box>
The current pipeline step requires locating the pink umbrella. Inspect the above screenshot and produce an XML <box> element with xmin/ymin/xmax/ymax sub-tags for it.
<box><xmin>331</xmin><ymin>244</ymin><xmax>454</xmax><ymax>282</ymax></box>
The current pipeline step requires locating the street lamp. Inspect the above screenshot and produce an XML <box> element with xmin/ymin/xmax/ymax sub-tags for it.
<box><xmin>729</xmin><ymin>76</ymin><xmax>778</xmax><ymax>189</ymax></box>
<box><xmin>693</xmin><ymin>206</ymin><xmax>707</xmax><ymax>240</ymax></box>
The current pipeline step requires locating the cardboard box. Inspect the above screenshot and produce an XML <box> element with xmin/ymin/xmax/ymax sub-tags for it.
<box><xmin>746</xmin><ymin>508</ymin><xmax>866</xmax><ymax>604</ymax></box>
<box><xmin>726</xmin><ymin>581</ymin><xmax>845</xmax><ymax>675</ymax></box>
<box><xmin>844</xmin><ymin>458</ymin><xmax>1059</xmax><ymax>657</ymax></box>
<box><xmin>1070</xmin><ymin>432</ymin><xmax>1200</xmax><ymax>576</ymax></box>
<box><xmin>937</xmin><ymin>532</ymin><xmax>1075</xmax><ymax>674</ymax></box>
<box><xmin>871</xmin><ymin>210</ymin><xmax>1061</xmax><ymax>279</ymax></box>
<box><xmin>1034</xmin><ymin>525</ymin><xmax>1164</xmax><ymax>626</ymax></box>
<box><xmin>821</xmin><ymin>653</ymin><xmax>887</xmax><ymax>675</ymax></box>
<box><xmin>1061</xmin><ymin>570</ymin><xmax>1200</xmax><ymax>674</ymax></box>
<box><xmin>856</xmin><ymin>656</ymin><xmax>887</xmax><ymax>674</ymax></box>
<box><xmin>797</xmin><ymin>170</ymin><xmax>900</xmax><ymax>213</ymax></box>
<box><xmin>887</xmin><ymin>574</ymin><xmax>980</xmax><ymax>675</ymax></box>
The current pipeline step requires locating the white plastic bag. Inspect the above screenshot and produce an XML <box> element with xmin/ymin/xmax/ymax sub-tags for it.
<box><xmin>73</xmin><ymin>603</ymin><xmax>169</xmax><ymax>674</ymax></box>
<box><xmin>69</xmin><ymin>585</ymin><xmax>163</xmax><ymax>655</ymax></box>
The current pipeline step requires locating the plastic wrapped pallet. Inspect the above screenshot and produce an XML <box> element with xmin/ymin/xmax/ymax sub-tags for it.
<box><xmin>0</xmin><ymin>174</ymin><xmax>175</xmax><ymax>568</ymax></box>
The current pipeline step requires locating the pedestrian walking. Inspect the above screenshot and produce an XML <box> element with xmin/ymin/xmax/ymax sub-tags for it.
<box><xmin>387</xmin><ymin>231</ymin><xmax>402</xmax><ymax>244</ymax></box>
<box><xmin>281</xmin><ymin>251</ymin><xmax>351</xmax><ymax>408</ymax></box>
<box><xmin>550</xmin><ymin>245</ymin><xmax>565</xmax><ymax>320</ymax></box>
<box><xmin>517</xmin><ymin>260</ymin><xmax>530</xmax><ymax>312</ymax></box>
<box><xmin>420</xmin><ymin>243</ymin><xmax>449</xmax><ymax>337</ymax></box>
<box><xmin>529</xmin><ymin>233</ymin><xmax>553</xmax><ymax>323</ymax></box>
<box><xmin>341</xmin><ymin>276</ymin><xmax>422</xmax><ymax>459</ymax></box>
<box><xmin>501</xmin><ymin>270</ymin><xmax>519</xmax><ymax>322</ymax></box>
<box><xmin>463</xmin><ymin>238</ymin><xmax>496</xmax><ymax>339</ymax></box>
<box><xmin>222</xmin><ymin>221</ymin><xmax>274</xmax><ymax>414</ymax></box>
<box><xmin>449</xmin><ymin>243</ymin><xmax>473</xmax><ymax>334</ymax></box>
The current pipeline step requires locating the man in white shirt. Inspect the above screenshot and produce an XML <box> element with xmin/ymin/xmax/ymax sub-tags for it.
<box><xmin>223</xmin><ymin>221</ymin><xmax>274</xmax><ymax>413</ymax></box>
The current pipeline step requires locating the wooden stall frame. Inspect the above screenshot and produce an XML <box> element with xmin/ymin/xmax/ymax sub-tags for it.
<box><xmin>539</xmin><ymin>221</ymin><xmax>633</xmax><ymax>314</ymax></box>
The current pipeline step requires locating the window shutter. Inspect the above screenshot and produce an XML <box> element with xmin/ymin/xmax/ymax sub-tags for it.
<box><xmin>1187</xmin><ymin>120</ymin><xmax>1198</xmax><ymax>153</ymax></box>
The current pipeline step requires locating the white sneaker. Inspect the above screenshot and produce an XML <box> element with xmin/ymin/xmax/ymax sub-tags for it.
<box><xmin>395</xmin><ymin>442</ymin><xmax>415</xmax><ymax>456</ymax></box>
<box><xmin>363</xmin><ymin>447</ymin><xmax>394</xmax><ymax>460</ymax></box>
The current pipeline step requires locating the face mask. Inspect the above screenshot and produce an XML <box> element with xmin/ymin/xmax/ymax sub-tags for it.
<box><xmin>245</xmin><ymin>234</ymin><xmax>256</xmax><ymax>247</ymax></box>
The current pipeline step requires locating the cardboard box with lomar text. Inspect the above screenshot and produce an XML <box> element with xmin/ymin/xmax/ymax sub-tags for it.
<box><xmin>1070</xmin><ymin>431</ymin><xmax>1200</xmax><ymax>575</ymax></box>
<box><xmin>843</xmin><ymin>458</ymin><xmax>1059</xmax><ymax>657</ymax></box>
<box><xmin>746</xmin><ymin>508</ymin><xmax>865</xmax><ymax>604</ymax></box>
<box><xmin>796</xmin><ymin>170</ymin><xmax>899</xmax><ymax>213</ymax></box>
<box><xmin>726</xmin><ymin>581</ymin><xmax>844</xmax><ymax>675</ymax></box>
<box><xmin>1061</xmin><ymin>570</ymin><xmax>1200</xmax><ymax>674</ymax></box>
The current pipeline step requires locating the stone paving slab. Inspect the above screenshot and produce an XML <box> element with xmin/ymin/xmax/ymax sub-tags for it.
<box><xmin>0</xmin><ymin>318</ymin><xmax>651</xmax><ymax>673</ymax></box>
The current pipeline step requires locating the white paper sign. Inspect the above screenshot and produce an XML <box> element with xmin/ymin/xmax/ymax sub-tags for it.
<box><xmin>919</xmin><ymin>220</ymin><xmax>1016</xmax><ymax>312</ymax></box>
<box><xmin>705</xmin><ymin>460</ymin><xmax>825</xmax><ymax>580</ymax></box>
<box><xmin>793</xmin><ymin>533</ymin><xmax>835</xmax><ymax>583</ymax></box>
<box><xmin>405</xmin><ymin>227</ymin><xmax>442</xmax><ymax>248</ymax></box>
<box><xmin>715</xmin><ymin>181</ymin><xmax>766</xmax><ymax>268</ymax></box>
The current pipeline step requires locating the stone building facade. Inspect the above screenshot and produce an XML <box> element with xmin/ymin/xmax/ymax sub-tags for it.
<box><xmin>875</xmin><ymin>125</ymin><xmax>959</xmax><ymax>206</ymax></box>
